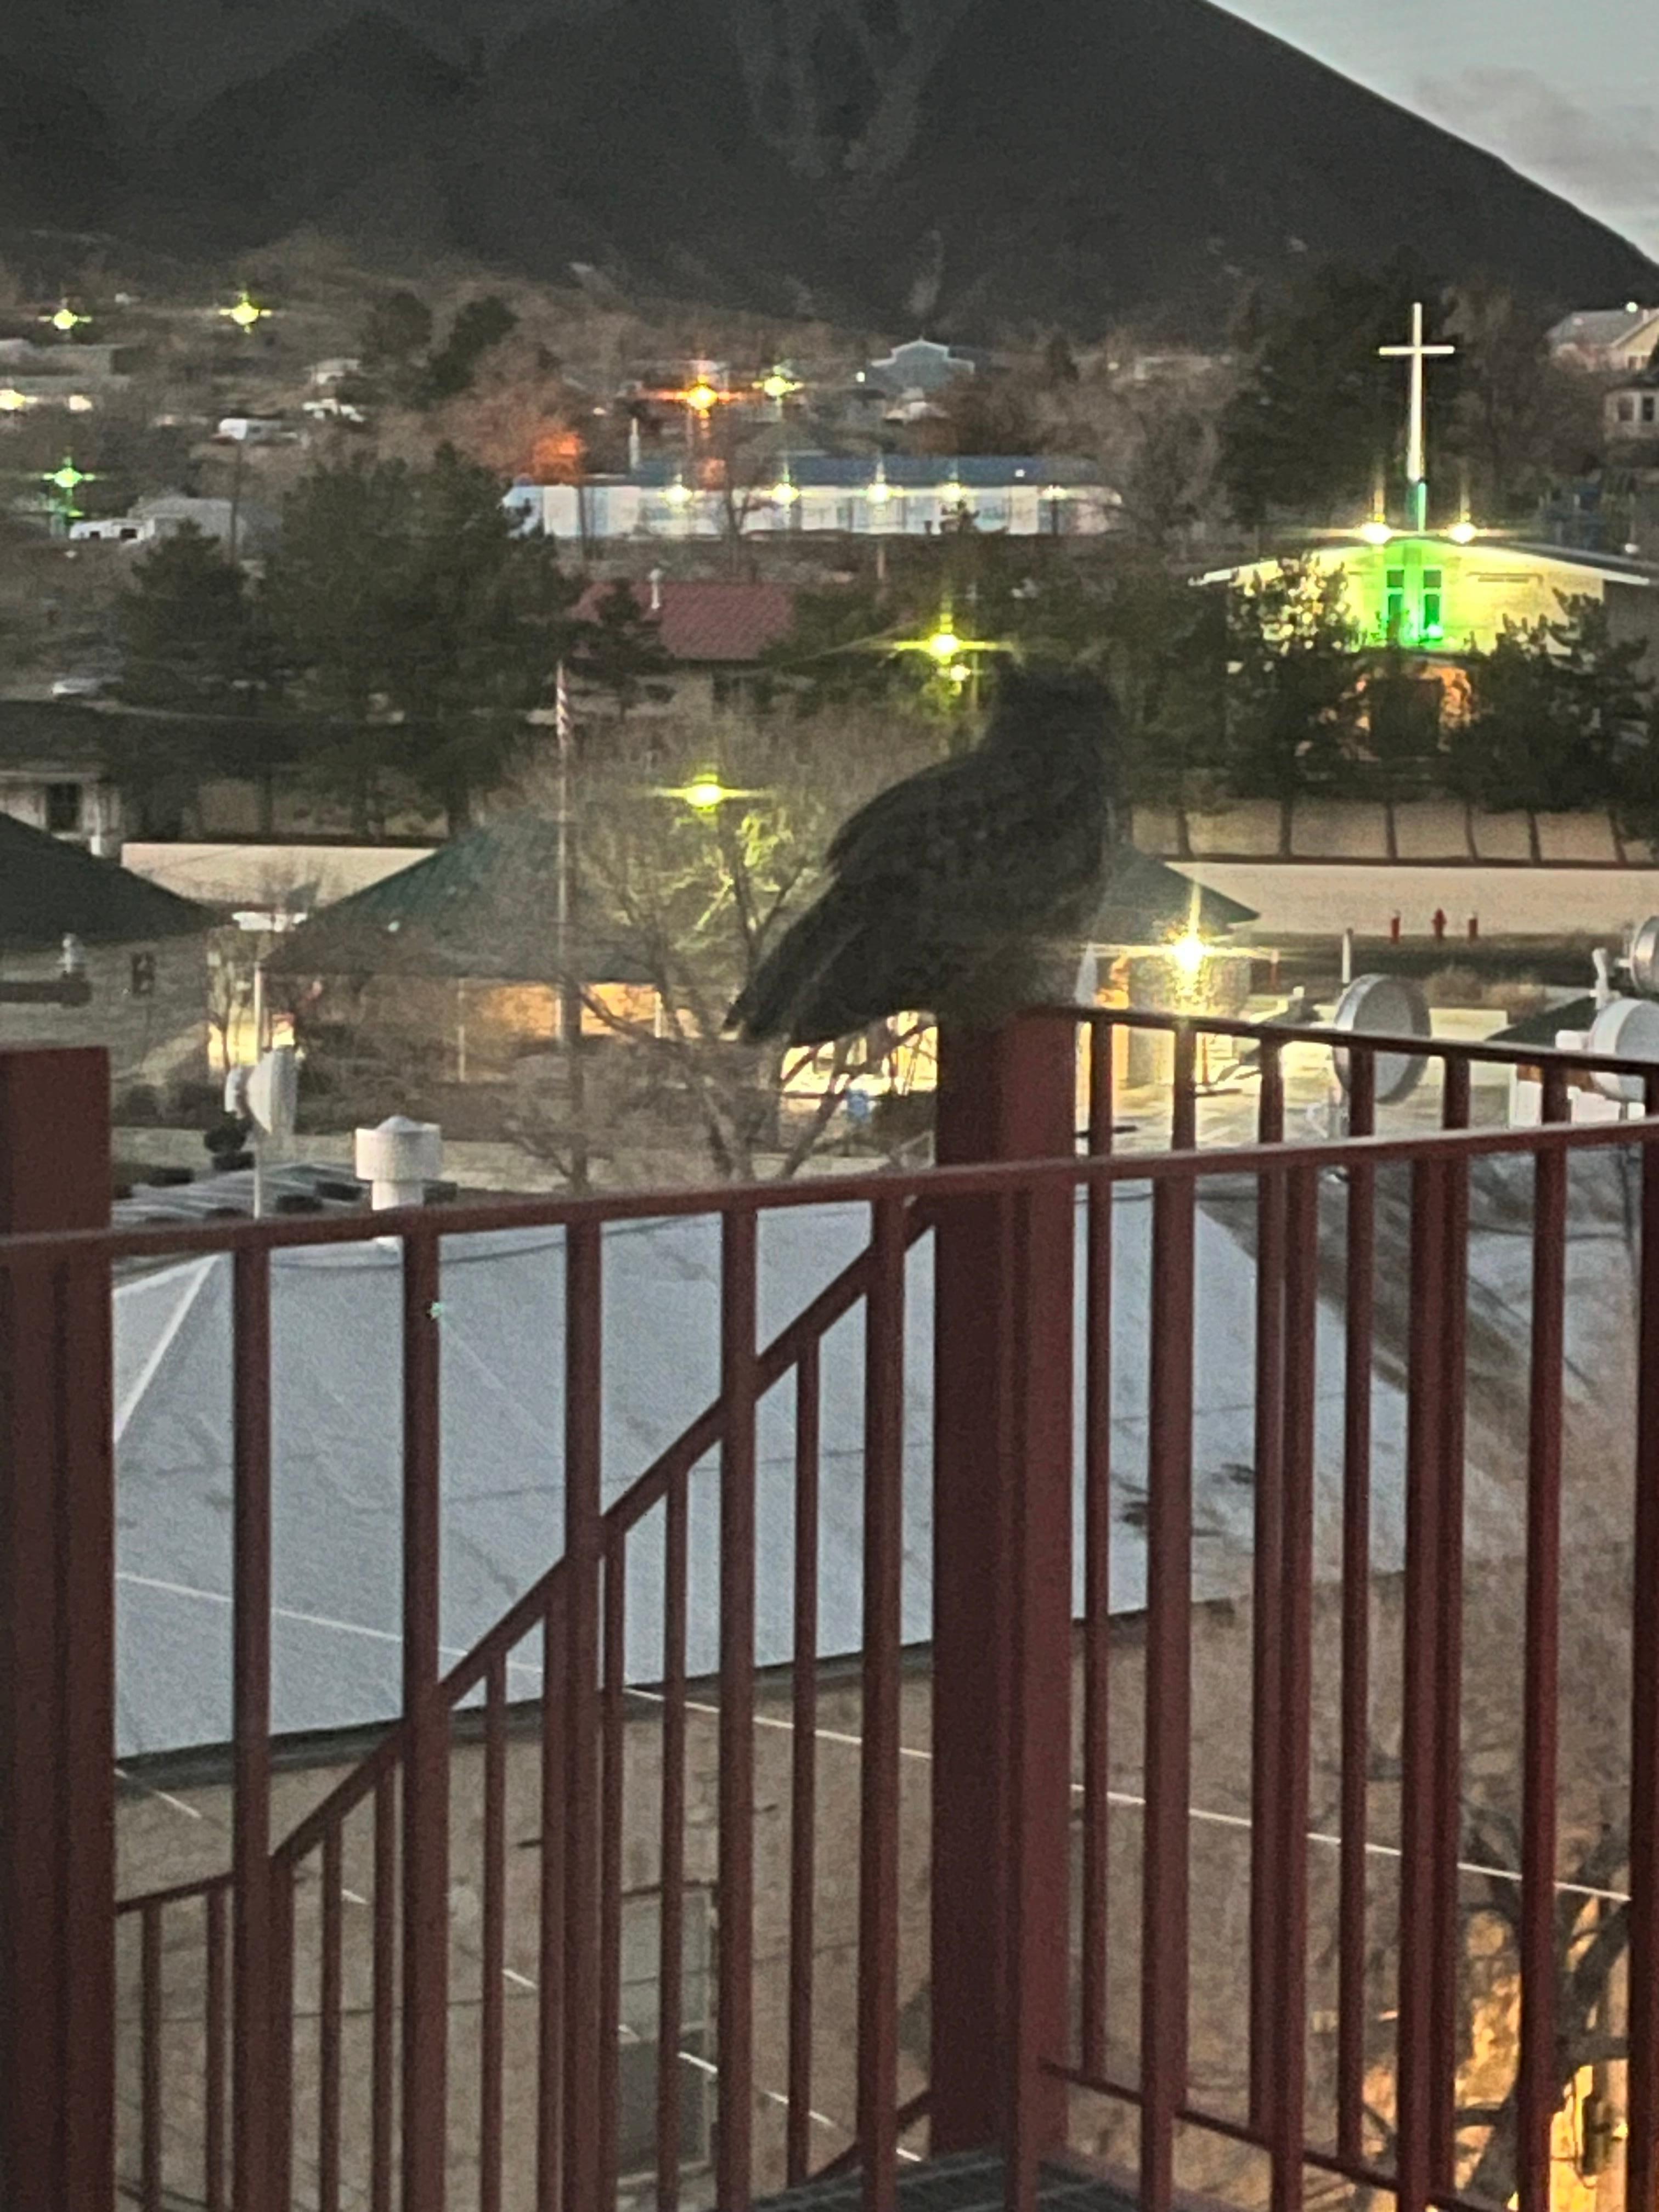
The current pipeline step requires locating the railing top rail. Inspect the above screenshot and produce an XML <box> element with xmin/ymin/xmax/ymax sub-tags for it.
<box><xmin>7</xmin><ymin>1108</ymin><xmax>1659</xmax><ymax>1270</ymax></box>
<box><xmin>1074</xmin><ymin>1002</ymin><xmax>1648</xmax><ymax>1075</ymax></box>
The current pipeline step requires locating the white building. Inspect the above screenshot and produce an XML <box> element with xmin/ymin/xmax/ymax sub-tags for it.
<box><xmin>505</xmin><ymin>456</ymin><xmax>1119</xmax><ymax>543</ymax></box>
<box><xmin>70</xmin><ymin>494</ymin><xmax>278</xmax><ymax>554</ymax></box>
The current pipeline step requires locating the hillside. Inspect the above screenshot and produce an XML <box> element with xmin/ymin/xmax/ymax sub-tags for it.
<box><xmin>1</xmin><ymin>0</ymin><xmax>1654</xmax><ymax>335</ymax></box>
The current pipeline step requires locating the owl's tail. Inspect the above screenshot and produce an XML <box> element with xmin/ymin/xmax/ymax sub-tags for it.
<box><xmin>727</xmin><ymin>889</ymin><xmax>864</xmax><ymax>1046</ymax></box>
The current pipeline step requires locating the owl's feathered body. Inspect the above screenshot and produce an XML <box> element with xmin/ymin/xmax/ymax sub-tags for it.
<box><xmin>729</xmin><ymin>667</ymin><xmax>1121</xmax><ymax>1047</ymax></box>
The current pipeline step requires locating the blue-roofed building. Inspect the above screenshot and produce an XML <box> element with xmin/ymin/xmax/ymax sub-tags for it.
<box><xmin>504</xmin><ymin>454</ymin><xmax>1120</xmax><ymax>543</ymax></box>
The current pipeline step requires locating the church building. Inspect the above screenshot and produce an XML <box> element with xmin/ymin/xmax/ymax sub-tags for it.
<box><xmin>1204</xmin><ymin>302</ymin><xmax>1659</xmax><ymax>668</ymax></box>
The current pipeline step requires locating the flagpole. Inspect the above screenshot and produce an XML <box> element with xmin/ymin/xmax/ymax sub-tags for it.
<box><xmin>554</xmin><ymin>661</ymin><xmax>588</xmax><ymax>1187</ymax></box>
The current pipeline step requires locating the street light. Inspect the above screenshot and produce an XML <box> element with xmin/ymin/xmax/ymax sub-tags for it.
<box><xmin>41</xmin><ymin>301</ymin><xmax>89</xmax><ymax>336</ymax></box>
<box><xmin>219</xmin><ymin>288</ymin><xmax>270</xmax><ymax>334</ymax></box>
<box><xmin>655</xmin><ymin>770</ymin><xmax>765</xmax><ymax>814</ymax></box>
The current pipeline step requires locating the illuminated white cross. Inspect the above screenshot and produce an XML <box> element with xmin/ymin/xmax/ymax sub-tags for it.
<box><xmin>1379</xmin><ymin>301</ymin><xmax>1455</xmax><ymax>530</ymax></box>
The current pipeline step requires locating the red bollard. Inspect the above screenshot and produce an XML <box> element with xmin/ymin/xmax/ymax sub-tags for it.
<box><xmin>1467</xmin><ymin>914</ymin><xmax>1479</xmax><ymax>943</ymax></box>
<box><xmin>1431</xmin><ymin>908</ymin><xmax>1447</xmax><ymax>942</ymax></box>
<box><xmin>1389</xmin><ymin>913</ymin><xmax>1402</xmax><ymax>945</ymax></box>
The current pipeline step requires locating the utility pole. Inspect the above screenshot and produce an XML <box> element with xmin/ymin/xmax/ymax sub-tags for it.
<box><xmin>554</xmin><ymin>661</ymin><xmax>589</xmax><ymax>1188</ymax></box>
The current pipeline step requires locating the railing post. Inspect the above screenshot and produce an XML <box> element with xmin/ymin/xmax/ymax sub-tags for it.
<box><xmin>0</xmin><ymin>1045</ymin><xmax>115</xmax><ymax>2212</ymax></box>
<box><xmin>930</xmin><ymin>1014</ymin><xmax>1076</xmax><ymax>2163</ymax></box>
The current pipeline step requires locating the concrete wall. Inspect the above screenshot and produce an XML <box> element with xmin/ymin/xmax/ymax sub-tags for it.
<box><xmin>1181</xmin><ymin>861</ymin><xmax>1659</xmax><ymax>940</ymax></box>
<box><xmin>0</xmin><ymin>934</ymin><xmax>208</xmax><ymax>1087</ymax></box>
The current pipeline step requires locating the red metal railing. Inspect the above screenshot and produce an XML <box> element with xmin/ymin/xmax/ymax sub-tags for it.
<box><xmin>8</xmin><ymin>1010</ymin><xmax>1659</xmax><ymax>2212</ymax></box>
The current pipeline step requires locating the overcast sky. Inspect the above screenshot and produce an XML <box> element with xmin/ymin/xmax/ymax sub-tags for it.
<box><xmin>1217</xmin><ymin>0</ymin><xmax>1659</xmax><ymax>262</ymax></box>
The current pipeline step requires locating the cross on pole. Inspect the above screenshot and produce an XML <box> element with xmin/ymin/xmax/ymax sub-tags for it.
<box><xmin>1379</xmin><ymin>301</ymin><xmax>1455</xmax><ymax>532</ymax></box>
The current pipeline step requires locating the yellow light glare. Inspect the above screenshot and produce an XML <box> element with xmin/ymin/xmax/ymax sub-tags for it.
<box><xmin>926</xmin><ymin>628</ymin><xmax>962</xmax><ymax>662</ymax></box>
<box><xmin>1171</xmin><ymin>931</ymin><xmax>1208</xmax><ymax>977</ymax></box>
<box><xmin>0</xmin><ymin>388</ymin><xmax>30</xmax><ymax>411</ymax></box>
<box><xmin>1358</xmin><ymin>520</ymin><xmax>1395</xmax><ymax>546</ymax></box>
<box><xmin>221</xmin><ymin>291</ymin><xmax>269</xmax><ymax>332</ymax></box>
<box><xmin>771</xmin><ymin>479</ymin><xmax>799</xmax><ymax>505</ymax></box>
<box><xmin>684</xmin><ymin>381</ymin><xmax>719</xmax><ymax>414</ymax></box>
<box><xmin>866</xmin><ymin>477</ymin><xmax>892</xmax><ymax>503</ymax></box>
<box><xmin>681</xmin><ymin>775</ymin><xmax>728</xmax><ymax>814</ymax></box>
<box><xmin>759</xmin><ymin>369</ymin><xmax>799</xmax><ymax>401</ymax></box>
<box><xmin>1448</xmin><ymin>521</ymin><xmax>1477</xmax><ymax>545</ymax></box>
<box><xmin>65</xmin><ymin>394</ymin><xmax>93</xmax><ymax>414</ymax></box>
<box><xmin>51</xmin><ymin>307</ymin><xmax>80</xmax><ymax>332</ymax></box>
<box><xmin>664</xmin><ymin>478</ymin><xmax>691</xmax><ymax>506</ymax></box>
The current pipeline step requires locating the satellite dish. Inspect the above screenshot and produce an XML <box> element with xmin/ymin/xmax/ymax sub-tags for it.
<box><xmin>244</xmin><ymin>1047</ymin><xmax>297</xmax><ymax>1138</ymax></box>
<box><xmin>1629</xmin><ymin>917</ymin><xmax>1659</xmax><ymax>999</ymax></box>
<box><xmin>1586</xmin><ymin>997</ymin><xmax>1659</xmax><ymax>1101</ymax></box>
<box><xmin>1329</xmin><ymin>973</ymin><xmax>1431</xmax><ymax>1106</ymax></box>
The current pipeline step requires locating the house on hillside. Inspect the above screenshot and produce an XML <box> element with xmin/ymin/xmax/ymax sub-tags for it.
<box><xmin>267</xmin><ymin>815</ymin><xmax>657</xmax><ymax>1081</ymax></box>
<box><xmin>573</xmin><ymin>575</ymin><xmax>796</xmax><ymax>715</ymax></box>
<box><xmin>1609</xmin><ymin>366</ymin><xmax>1659</xmax><ymax>444</ymax></box>
<box><xmin>0</xmin><ymin>699</ymin><xmax>124</xmax><ymax>852</ymax></box>
<box><xmin>0</xmin><ymin>812</ymin><xmax>212</xmax><ymax>1081</ymax></box>
<box><xmin>1549</xmin><ymin>304</ymin><xmax>1659</xmax><ymax>373</ymax></box>
<box><xmin>70</xmin><ymin>492</ymin><xmax>279</xmax><ymax>555</ymax></box>
<box><xmin>855</xmin><ymin>336</ymin><xmax>989</xmax><ymax>422</ymax></box>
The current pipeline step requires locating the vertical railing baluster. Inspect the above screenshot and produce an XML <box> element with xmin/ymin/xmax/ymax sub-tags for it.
<box><xmin>1518</xmin><ymin>1079</ymin><xmax>1568</xmax><ymax>2212</ymax></box>
<box><xmin>319</xmin><ymin>1824</ymin><xmax>343</xmax><ymax>2212</ymax></box>
<box><xmin>859</xmin><ymin>1197</ymin><xmax>906</xmax><ymax>2212</ymax></box>
<box><xmin>657</xmin><ymin>1485</ymin><xmax>689</xmax><ymax>2212</ymax></box>
<box><xmin>788</xmin><ymin>1344</ymin><xmax>821</xmax><ymax>2185</ymax></box>
<box><xmin>1171</xmin><ymin>1024</ymin><xmax>1197</xmax><ymax>1153</ymax></box>
<box><xmin>1141</xmin><ymin>1163</ymin><xmax>1196</xmax><ymax>2212</ymax></box>
<box><xmin>1337</xmin><ymin>1049</ymin><xmax>1376</xmax><ymax>2165</ymax></box>
<box><xmin>1250</xmin><ymin>1039</ymin><xmax>1286</xmax><ymax>2134</ymax></box>
<box><xmin>479</xmin><ymin>1656</ymin><xmax>507</xmax><ymax>2212</ymax></box>
<box><xmin>231</xmin><ymin>1245</ymin><xmax>273</xmax><ymax>2212</ymax></box>
<box><xmin>371</xmin><ymin>1770</ymin><xmax>396</xmax><ymax>2212</ymax></box>
<box><xmin>1081</xmin><ymin>1025</ymin><xmax>1115</xmax><ymax>2078</ymax></box>
<box><xmin>1268</xmin><ymin>1165</ymin><xmax>1319</xmax><ymax>2212</ymax></box>
<box><xmin>1396</xmin><ymin>1158</ymin><xmax>1448</xmax><ymax>2212</ymax></box>
<box><xmin>718</xmin><ymin>1207</ymin><xmax>759</xmax><ymax>2212</ymax></box>
<box><xmin>537</xmin><ymin>1586</ymin><xmax>566</xmax><ymax>2212</ymax></box>
<box><xmin>268</xmin><ymin>1865</ymin><xmax>296</xmax><ymax>2212</ymax></box>
<box><xmin>142</xmin><ymin>1901</ymin><xmax>163</xmax><ymax>2212</ymax></box>
<box><xmin>205</xmin><ymin>1883</ymin><xmax>227</xmax><ymax>2212</ymax></box>
<box><xmin>1430</xmin><ymin>1058</ymin><xmax>1471</xmax><ymax>2189</ymax></box>
<box><xmin>563</xmin><ymin>1219</ymin><xmax>604</xmax><ymax>2212</ymax></box>
<box><xmin>599</xmin><ymin>1533</ymin><xmax>628</xmax><ymax>2208</ymax></box>
<box><xmin>1628</xmin><ymin>1079</ymin><xmax>1659</xmax><ymax>2212</ymax></box>
<box><xmin>402</xmin><ymin>1227</ymin><xmax>448</xmax><ymax>2212</ymax></box>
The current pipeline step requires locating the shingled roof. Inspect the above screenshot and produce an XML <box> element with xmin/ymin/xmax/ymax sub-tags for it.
<box><xmin>1089</xmin><ymin>852</ymin><xmax>1257</xmax><ymax>946</ymax></box>
<box><xmin>574</xmin><ymin>579</ymin><xmax>797</xmax><ymax>664</ymax></box>
<box><xmin>0</xmin><ymin>813</ymin><xmax>211</xmax><ymax>949</ymax></box>
<box><xmin>267</xmin><ymin>815</ymin><xmax>650</xmax><ymax>984</ymax></box>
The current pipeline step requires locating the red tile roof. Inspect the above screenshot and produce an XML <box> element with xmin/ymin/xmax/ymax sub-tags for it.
<box><xmin>575</xmin><ymin>579</ymin><xmax>797</xmax><ymax>665</ymax></box>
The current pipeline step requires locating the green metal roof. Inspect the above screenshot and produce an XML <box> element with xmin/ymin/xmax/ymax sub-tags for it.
<box><xmin>269</xmin><ymin>815</ymin><xmax>652</xmax><ymax>984</ymax></box>
<box><xmin>0</xmin><ymin>812</ymin><xmax>211</xmax><ymax>949</ymax></box>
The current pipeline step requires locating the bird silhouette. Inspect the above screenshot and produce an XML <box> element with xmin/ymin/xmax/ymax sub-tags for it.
<box><xmin>729</xmin><ymin>663</ymin><xmax>1122</xmax><ymax>1046</ymax></box>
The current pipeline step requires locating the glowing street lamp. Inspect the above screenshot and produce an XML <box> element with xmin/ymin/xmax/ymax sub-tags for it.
<box><xmin>655</xmin><ymin>770</ymin><xmax>765</xmax><ymax>814</ymax></box>
<box><xmin>41</xmin><ymin>301</ymin><xmax>90</xmax><ymax>336</ymax></box>
<box><xmin>219</xmin><ymin>288</ymin><xmax>270</xmax><ymax>335</ymax></box>
<box><xmin>1171</xmin><ymin>929</ymin><xmax>1209</xmax><ymax>978</ymax></box>
<box><xmin>0</xmin><ymin>388</ymin><xmax>32</xmax><ymax>413</ymax></box>
<box><xmin>757</xmin><ymin>365</ymin><xmax>802</xmax><ymax>403</ymax></box>
<box><xmin>44</xmin><ymin>456</ymin><xmax>94</xmax><ymax>498</ymax></box>
<box><xmin>682</xmin><ymin>380</ymin><xmax>720</xmax><ymax>416</ymax></box>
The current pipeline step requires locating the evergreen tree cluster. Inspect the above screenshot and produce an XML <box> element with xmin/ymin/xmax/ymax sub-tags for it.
<box><xmin>111</xmin><ymin>449</ymin><xmax>672</xmax><ymax>836</ymax></box>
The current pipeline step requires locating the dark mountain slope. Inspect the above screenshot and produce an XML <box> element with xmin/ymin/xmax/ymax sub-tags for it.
<box><xmin>6</xmin><ymin>0</ymin><xmax>1654</xmax><ymax>333</ymax></box>
<box><xmin>137</xmin><ymin>10</ymin><xmax>473</xmax><ymax>250</ymax></box>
